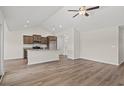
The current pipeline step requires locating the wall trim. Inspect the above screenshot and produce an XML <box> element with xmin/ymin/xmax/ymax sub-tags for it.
<box><xmin>66</xmin><ymin>57</ymin><xmax>119</xmax><ymax>66</ymax></box>
<box><xmin>4</xmin><ymin>58</ymin><xmax>24</xmax><ymax>62</ymax></box>
<box><xmin>79</xmin><ymin>57</ymin><xmax>119</xmax><ymax>66</ymax></box>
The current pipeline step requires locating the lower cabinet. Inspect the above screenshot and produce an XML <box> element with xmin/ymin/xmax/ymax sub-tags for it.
<box><xmin>24</xmin><ymin>49</ymin><xmax>27</xmax><ymax>59</ymax></box>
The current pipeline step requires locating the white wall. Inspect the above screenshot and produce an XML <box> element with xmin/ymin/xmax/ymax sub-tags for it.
<box><xmin>0</xmin><ymin>24</ymin><xmax>4</xmax><ymax>75</ymax></box>
<box><xmin>65</xmin><ymin>28</ymin><xmax>75</xmax><ymax>59</ymax></box>
<box><xmin>0</xmin><ymin>25</ymin><xmax>2</xmax><ymax>75</ymax></box>
<box><xmin>0</xmin><ymin>10</ymin><xmax>4</xmax><ymax>75</ymax></box>
<box><xmin>55</xmin><ymin>28</ymin><xmax>80</xmax><ymax>59</ymax></box>
<box><xmin>80</xmin><ymin>26</ymin><xmax>119</xmax><ymax>65</ymax></box>
<box><xmin>55</xmin><ymin>28</ymin><xmax>75</xmax><ymax>59</ymax></box>
<box><xmin>74</xmin><ymin>29</ymin><xmax>80</xmax><ymax>59</ymax></box>
<box><xmin>4</xmin><ymin>22</ymin><xmax>53</xmax><ymax>60</ymax></box>
<box><xmin>119</xmin><ymin>26</ymin><xmax>124</xmax><ymax>64</ymax></box>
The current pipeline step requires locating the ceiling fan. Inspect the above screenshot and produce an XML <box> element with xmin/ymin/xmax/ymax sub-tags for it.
<box><xmin>68</xmin><ymin>6</ymin><xmax>100</xmax><ymax>18</ymax></box>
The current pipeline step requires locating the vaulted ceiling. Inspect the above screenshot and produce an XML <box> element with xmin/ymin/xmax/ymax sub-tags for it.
<box><xmin>1</xmin><ymin>6</ymin><xmax>124</xmax><ymax>32</ymax></box>
<box><xmin>0</xmin><ymin>6</ymin><xmax>63</xmax><ymax>31</ymax></box>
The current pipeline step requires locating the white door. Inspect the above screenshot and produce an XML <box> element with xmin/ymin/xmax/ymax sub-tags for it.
<box><xmin>0</xmin><ymin>24</ymin><xmax>4</xmax><ymax>75</ymax></box>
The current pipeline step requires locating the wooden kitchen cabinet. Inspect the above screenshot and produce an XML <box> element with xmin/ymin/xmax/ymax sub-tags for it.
<box><xmin>23</xmin><ymin>35</ymin><xmax>33</xmax><ymax>44</ymax></box>
<box><xmin>41</xmin><ymin>37</ymin><xmax>47</xmax><ymax>44</ymax></box>
<box><xmin>33</xmin><ymin>35</ymin><xmax>41</xmax><ymax>43</ymax></box>
<box><xmin>47</xmin><ymin>36</ymin><xmax>57</xmax><ymax>41</ymax></box>
<box><xmin>24</xmin><ymin>49</ymin><xmax>27</xmax><ymax>59</ymax></box>
<box><xmin>47</xmin><ymin>36</ymin><xmax>57</xmax><ymax>49</ymax></box>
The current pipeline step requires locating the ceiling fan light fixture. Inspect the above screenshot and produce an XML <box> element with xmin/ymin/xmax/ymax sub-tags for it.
<box><xmin>79</xmin><ymin>10</ymin><xmax>86</xmax><ymax>15</ymax></box>
<box><xmin>68</xmin><ymin>6</ymin><xmax>99</xmax><ymax>18</ymax></box>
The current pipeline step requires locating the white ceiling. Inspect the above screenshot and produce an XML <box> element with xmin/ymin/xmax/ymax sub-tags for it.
<box><xmin>1</xmin><ymin>6</ymin><xmax>124</xmax><ymax>31</ymax></box>
<box><xmin>43</xmin><ymin>6</ymin><xmax>124</xmax><ymax>32</ymax></box>
<box><xmin>42</xmin><ymin>6</ymin><xmax>103</xmax><ymax>31</ymax></box>
<box><xmin>76</xmin><ymin>6</ymin><xmax>124</xmax><ymax>31</ymax></box>
<box><xmin>0</xmin><ymin>6</ymin><xmax>62</xmax><ymax>31</ymax></box>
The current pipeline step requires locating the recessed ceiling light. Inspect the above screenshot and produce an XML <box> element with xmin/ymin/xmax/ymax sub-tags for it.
<box><xmin>24</xmin><ymin>25</ymin><xmax>28</xmax><ymax>28</ymax></box>
<box><xmin>59</xmin><ymin>25</ymin><xmax>62</xmax><ymax>28</ymax></box>
<box><xmin>26</xmin><ymin>20</ymin><xmax>30</xmax><ymax>24</ymax></box>
<box><xmin>52</xmin><ymin>27</ymin><xmax>55</xmax><ymax>31</ymax></box>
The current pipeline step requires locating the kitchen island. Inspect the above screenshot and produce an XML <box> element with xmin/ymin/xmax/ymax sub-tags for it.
<box><xmin>27</xmin><ymin>49</ymin><xmax>60</xmax><ymax>65</ymax></box>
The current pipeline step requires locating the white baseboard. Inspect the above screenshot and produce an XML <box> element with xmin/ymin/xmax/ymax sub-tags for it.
<box><xmin>79</xmin><ymin>57</ymin><xmax>119</xmax><ymax>66</ymax></box>
<box><xmin>4</xmin><ymin>58</ymin><xmax>24</xmax><ymax>62</ymax></box>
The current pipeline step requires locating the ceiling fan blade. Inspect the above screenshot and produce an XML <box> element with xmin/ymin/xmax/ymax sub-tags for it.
<box><xmin>73</xmin><ymin>13</ymin><xmax>79</xmax><ymax>18</ymax></box>
<box><xmin>86</xmin><ymin>6</ymin><xmax>99</xmax><ymax>11</ymax></box>
<box><xmin>68</xmin><ymin>10</ymin><xmax>79</xmax><ymax>12</ymax></box>
<box><xmin>85</xmin><ymin>13</ymin><xmax>89</xmax><ymax>16</ymax></box>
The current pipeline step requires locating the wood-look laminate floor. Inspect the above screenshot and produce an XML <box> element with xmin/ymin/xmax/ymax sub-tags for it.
<box><xmin>1</xmin><ymin>58</ymin><xmax>124</xmax><ymax>86</ymax></box>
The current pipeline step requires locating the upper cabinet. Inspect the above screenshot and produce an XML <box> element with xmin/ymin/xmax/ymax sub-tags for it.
<box><xmin>41</xmin><ymin>37</ymin><xmax>47</xmax><ymax>44</ymax></box>
<box><xmin>47</xmin><ymin>36</ymin><xmax>57</xmax><ymax>49</ymax></box>
<box><xmin>23</xmin><ymin>35</ymin><xmax>57</xmax><ymax>45</ymax></box>
<box><xmin>47</xmin><ymin>36</ymin><xmax>57</xmax><ymax>41</ymax></box>
<box><xmin>33</xmin><ymin>35</ymin><xmax>41</xmax><ymax>43</ymax></box>
<box><xmin>23</xmin><ymin>35</ymin><xmax>33</xmax><ymax>44</ymax></box>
